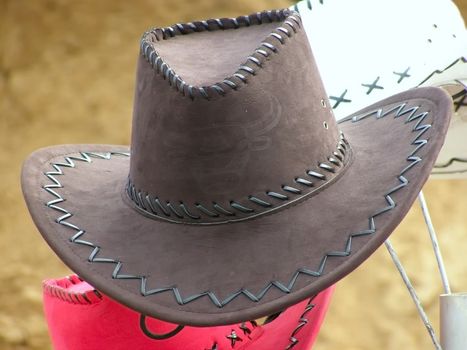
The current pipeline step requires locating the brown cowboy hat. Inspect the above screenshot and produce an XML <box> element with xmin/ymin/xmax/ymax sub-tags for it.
<box><xmin>22</xmin><ymin>9</ymin><xmax>452</xmax><ymax>326</ymax></box>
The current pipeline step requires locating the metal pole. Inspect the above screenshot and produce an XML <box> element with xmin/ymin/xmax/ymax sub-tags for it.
<box><xmin>440</xmin><ymin>293</ymin><xmax>467</xmax><ymax>350</ymax></box>
<box><xmin>418</xmin><ymin>191</ymin><xmax>451</xmax><ymax>294</ymax></box>
<box><xmin>385</xmin><ymin>239</ymin><xmax>442</xmax><ymax>350</ymax></box>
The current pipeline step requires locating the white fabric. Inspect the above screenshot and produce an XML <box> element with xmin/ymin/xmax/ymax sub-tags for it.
<box><xmin>293</xmin><ymin>0</ymin><xmax>467</xmax><ymax>177</ymax></box>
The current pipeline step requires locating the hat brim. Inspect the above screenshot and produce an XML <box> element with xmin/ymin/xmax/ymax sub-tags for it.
<box><xmin>22</xmin><ymin>87</ymin><xmax>451</xmax><ymax>326</ymax></box>
<box><xmin>431</xmin><ymin>80</ymin><xmax>467</xmax><ymax>177</ymax></box>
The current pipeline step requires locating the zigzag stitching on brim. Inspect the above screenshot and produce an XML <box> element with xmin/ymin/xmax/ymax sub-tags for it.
<box><xmin>41</xmin><ymin>103</ymin><xmax>429</xmax><ymax>308</ymax></box>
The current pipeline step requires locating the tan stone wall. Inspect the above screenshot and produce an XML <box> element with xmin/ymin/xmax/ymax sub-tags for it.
<box><xmin>0</xmin><ymin>0</ymin><xmax>466</xmax><ymax>349</ymax></box>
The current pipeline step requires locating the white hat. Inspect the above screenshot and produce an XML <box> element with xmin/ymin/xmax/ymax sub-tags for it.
<box><xmin>294</xmin><ymin>0</ymin><xmax>467</xmax><ymax>177</ymax></box>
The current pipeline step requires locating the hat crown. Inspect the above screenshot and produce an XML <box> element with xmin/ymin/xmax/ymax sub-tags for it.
<box><xmin>127</xmin><ymin>9</ymin><xmax>350</xmax><ymax>224</ymax></box>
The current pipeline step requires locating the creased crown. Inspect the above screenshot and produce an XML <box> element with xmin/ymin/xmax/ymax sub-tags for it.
<box><xmin>127</xmin><ymin>9</ymin><xmax>349</xmax><ymax>224</ymax></box>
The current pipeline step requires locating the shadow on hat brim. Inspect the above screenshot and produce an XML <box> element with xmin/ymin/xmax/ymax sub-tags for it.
<box><xmin>22</xmin><ymin>87</ymin><xmax>451</xmax><ymax>326</ymax></box>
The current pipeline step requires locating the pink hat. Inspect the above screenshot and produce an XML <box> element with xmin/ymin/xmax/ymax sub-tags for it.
<box><xmin>43</xmin><ymin>275</ymin><xmax>335</xmax><ymax>350</ymax></box>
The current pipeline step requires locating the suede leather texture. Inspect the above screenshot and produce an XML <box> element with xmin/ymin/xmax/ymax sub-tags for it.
<box><xmin>21</xmin><ymin>9</ymin><xmax>452</xmax><ymax>326</ymax></box>
<box><xmin>130</xmin><ymin>14</ymin><xmax>340</xmax><ymax>220</ymax></box>
<box><xmin>43</xmin><ymin>275</ymin><xmax>334</xmax><ymax>350</ymax></box>
<box><xmin>153</xmin><ymin>22</ymin><xmax>279</xmax><ymax>86</ymax></box>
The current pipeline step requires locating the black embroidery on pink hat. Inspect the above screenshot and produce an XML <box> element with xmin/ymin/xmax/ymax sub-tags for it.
<box><xmin>226</xmin><ymin>329</ymin><xmax>243</xmax><ymax>347</ymax></box>
<box><xmin>285</xmin><ymin>297</ymin><xmax>316</xmax><ymax>349</ymax></box>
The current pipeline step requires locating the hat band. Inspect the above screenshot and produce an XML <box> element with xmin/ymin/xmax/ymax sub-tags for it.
<box><xmin>125</xmin><ymin>132</ymin><xmax>352</xmax><ymax>225</ymax></box>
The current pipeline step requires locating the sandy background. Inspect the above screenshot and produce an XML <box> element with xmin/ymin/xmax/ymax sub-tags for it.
<box><xmin>1</xmin><ymin>0</ymin><xmax>466</xmax><ymax>349</ymax></box>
